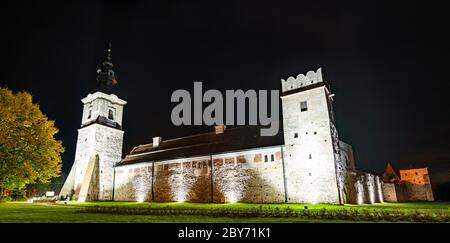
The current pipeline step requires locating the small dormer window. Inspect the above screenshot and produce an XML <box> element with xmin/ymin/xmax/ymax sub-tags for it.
<box><xmin>108</xmin><ymin>109</ymin><xmax>114</xmax><ymax>120</ymax></box>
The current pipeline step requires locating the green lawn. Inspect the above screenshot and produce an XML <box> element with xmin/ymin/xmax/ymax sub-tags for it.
<box><xmin>0</xmin><ymin>202</ymin><xmax>347</xmax><ymax>223</ymax></box>
<box><xmin>64</xmin><ymin>201</ymin><xmax>450</xmax><ymax>211</ymax></box>
<box><xmin>0</xmin><ymin>201</ymin><xmax>448</xmax><ymax>223</ymax></box>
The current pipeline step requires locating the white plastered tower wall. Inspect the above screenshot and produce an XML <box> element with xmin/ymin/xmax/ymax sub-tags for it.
<box><xmin>281</xmin><ymin>68</ymin><xmax>345</xmax><ymax>204</ymax></box>
<box><xmin>81</xmin><ymin>92</ymin><xmax>125</xmax><ymax>127</ymax></box>
<box><xmin>60</xmin><ymin>91</ymin><xmax>126</xmax><ymax>201</ymax></box>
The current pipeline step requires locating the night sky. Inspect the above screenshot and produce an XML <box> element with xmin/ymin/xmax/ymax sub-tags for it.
<box><xmin>1</xmin><ymin>1</ymin><xmax>449</xmax><ymax>196</ymax></box>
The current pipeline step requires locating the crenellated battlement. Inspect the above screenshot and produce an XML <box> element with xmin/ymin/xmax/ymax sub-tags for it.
<box><xmin>280</xmin><ymin>68</ymin><xmax>323</xmax><ymax>93</ymax></box>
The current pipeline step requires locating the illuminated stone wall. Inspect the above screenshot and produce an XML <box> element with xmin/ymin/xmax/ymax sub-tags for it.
<box><xmin>113</xmin><ymin>146</ymin><xmax>386</xmax><ymax>204</ymax></box>
<box><xmin>113</xmin><ymin>147</ymin><xmax>286</xmax><ymax>203</ymax></box>
<box><xmin>381</xmin><ymin>182</ymin><xmax>398</xmax><ymax>202</ymax></box>
<box><xmin>212</xmin><ymin>148</ymin><xmax>285</xmax><ymax>203</ymax></box>
<box><xmin>403</xmin><ymin>183</ymin><xmax>434</xmax><ymax>201</ymax></box>
<box><xmin>400</xmin><ymin>168</ymin><xmax>434</xmax><ymax>201</ymax></box>
<box><xmin>91</xmin><ymin>124</ymin><xmax>125</xmax><ymax>200</ymax></box>
<box><xmin>114</xmin><ymin>163</ymin><xmax>153</xmax><ymax>202</ymax></box>
<box><xmin>154</xmin><ymin>157</ymin><xmax>211</xmax><ymax>202</ymax></box>
<box><xmin>381</xmin><ymin>168</ymin><xmax>434</xmax><ymax>202</ymax></box>
<box><xmin>345</xmin><ymin>170</ymin><xmax>383</xmax><ymax>204</ymax></box>
<box><xmin>78</xmin><ymin>155</ymin><xmax>100</xmax><ymax>202</ymax></box>
<box><xmin>381</xmin><ymin>182</ymin><xmax>433</xmax><ymax>202</ymax></box>
<box><xmin>339</xmin><ymin>141</ymin><xmax>356</xmax><ymax>170</ymax></box>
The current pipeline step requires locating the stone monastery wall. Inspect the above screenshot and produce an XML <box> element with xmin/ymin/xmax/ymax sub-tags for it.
<box><xmin>114</xmin><ymin>146</ymin><xmax>285</xmax><ymax>203</ymax></box>
<box><xmin>114</xmin><ymin>146</ymin><xmax>383</xmax><ymax>204</ymax></box>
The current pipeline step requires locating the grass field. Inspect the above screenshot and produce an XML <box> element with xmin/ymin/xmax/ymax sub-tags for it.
<box><xmin>65</xmin><ymin>201</ymin><xmax>450</xmax><ymax>211</ymax></box>
<box><xmin>0</xmin><ymin>201</ymin><xmax>448</xmax><ymax>223</ymax></box>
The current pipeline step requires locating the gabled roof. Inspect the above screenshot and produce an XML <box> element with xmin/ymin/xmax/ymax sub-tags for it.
<box><xmin>118</xmin><ymin>124</ymin><xmax>285</xmax><ymax>166</ymax></box>
<box><xmin>382</xmin><ymin>163</ymin><xmax>401</xmax><ymax>183</ymax></box>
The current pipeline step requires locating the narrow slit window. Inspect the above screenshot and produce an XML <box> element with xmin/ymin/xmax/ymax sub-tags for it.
<box><xmin>264</xmin><ymin>155</ymin><xmax>268</xmax><ymax>162</ymax></box>
<box><xmin>270</xmin><ymin>154</ymin><xmax>274</xmax><ymax>161</ymax></box>
<box><xmin>108</xmin><ymin>109</ymin><xmax>114</xmax><ymax>120</ymax></box>
<box><xmin>87</xmin><ymin>110</ymin><xmax>92</xmax><ymax>119</ymax></box>
<box><xmin>300</xmin><ymin>101</ymin><xmax>308</xmax><ymax>112</ymax></box>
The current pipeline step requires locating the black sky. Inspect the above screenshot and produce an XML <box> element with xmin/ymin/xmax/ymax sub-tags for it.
<box><xmin>1</xmin><ymin>1</ymin><xmax>449</xmax><ymax>188</ymax></box>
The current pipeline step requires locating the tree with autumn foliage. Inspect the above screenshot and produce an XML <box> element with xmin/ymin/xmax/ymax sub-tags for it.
<box><xmin>0</xmin><ymin>87</ymin><xmax>64</xmax><ymax>197</ymax></box>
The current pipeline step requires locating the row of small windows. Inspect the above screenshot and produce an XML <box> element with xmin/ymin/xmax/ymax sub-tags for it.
<box><xmin>121</xmin><ymin>161</ymin><xmax>211</xmax><ymax>174</ymax></box>
<box><xmin>288</xmin><ymin>80</ymin><xmax>316</xmax><ymax>90</ymax></box>
<box><xmin>287</xmin><ymin>152</ymin><xmax>312</xmax><ymax>159</ymax></box>
<box><xmin>86</xmin><ymin>109</ymin><xmax>115</xmax><ymax>120</ymax></box>
<box><xmin>294</xmin><ymin>131</ymin><xmax>318</xmax><ymax>138</ymax></box>
<box><xmin>117</xmin><ymin>153</ymin><xmax>282</xmax><ymax>174</ymax></box>
<box><xmin>263</xmin><ymin>154</ymin><xmax>275</xmax><ymax>162</ymax></box>
<box><xmin>404</xmin><ymin>172</ymin><xmax>420</xmax><ymax>176</ymax></box>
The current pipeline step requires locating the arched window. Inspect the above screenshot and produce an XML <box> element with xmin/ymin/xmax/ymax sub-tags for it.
<box><xmin>108</xmin><ymin>109</ymin><xmax>114</xmax><ymax>120</ymax></box>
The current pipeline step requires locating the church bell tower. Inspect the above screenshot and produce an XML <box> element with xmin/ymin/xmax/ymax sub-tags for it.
<box><xmin>60</xmin><ymin>44</ymin><xmax>127</xmax><ymax>201</ymax></box>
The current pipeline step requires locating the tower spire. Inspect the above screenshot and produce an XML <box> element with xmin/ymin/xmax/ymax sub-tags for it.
<box><xmin>107</xmin><ymin>42</ymin><xmax>112</xmax><ymax>61</ymax></box>
<box><xmin>96</xmin><ymin>42</ymin><xmax>117</xmax><ymax>94</ymax></box>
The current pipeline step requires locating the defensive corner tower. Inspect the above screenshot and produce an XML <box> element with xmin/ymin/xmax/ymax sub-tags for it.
<box><xmin>280</xmin><ymin>68</ymin><xmax>345</xmax><ymax>204</ymax></box>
